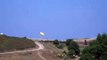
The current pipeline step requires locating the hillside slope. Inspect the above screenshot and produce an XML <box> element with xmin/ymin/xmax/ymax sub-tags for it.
<box><xmin>0</xmin><ymin>35</ymin><xmax>35</xmax><ymax>52</ymax></box>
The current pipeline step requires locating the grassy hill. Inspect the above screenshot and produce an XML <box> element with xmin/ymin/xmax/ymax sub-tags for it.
<box><xmin>0</xmin><ymin>35</ymin><xmax>35</xmax><ymax>52</ymax></box>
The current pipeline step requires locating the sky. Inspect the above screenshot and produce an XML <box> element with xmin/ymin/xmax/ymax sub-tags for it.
<box><xmin>0</xmin><ymin>0</ymin><xmax>107</xmax><ymax>40</ymax></box>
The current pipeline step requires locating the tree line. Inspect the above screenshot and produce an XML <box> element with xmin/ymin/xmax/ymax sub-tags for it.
<box><xmin>80</xmin><ymin>33</ymin><xmax>107</xmax><ymax>60</ymax></box>
<box><xmin>53</xmin><ymin>33</ymin><xmax>107</xmax><ymax>60</ymax></box>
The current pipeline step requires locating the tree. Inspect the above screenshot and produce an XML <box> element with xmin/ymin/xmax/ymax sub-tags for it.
<box><xmin>67</xmin><ymin>40</ymin><xmax>80</xmax><ymax>57</ymax></box>
<box><xmin>97</xmin><ymin>34</ymin><xmax>102</xmax><ymax>43</ymax></box>
<box><xmin>53</xmin><ymin>39</ymin><xmax>59</xmax><ymax>45</ymax></box>
<box><xmin>65</xmin><ymin>39</ymin><xmax>73</xmax><ymax>46</ymax></box>
<box><xmin>80</xmin><ymin>52</ymin><xmax>94</xmax><ymax>60</ymax></box>
<box><xmin>80</xmin><ymin>33</ymin><xmax>107</xmax><ymax>60</ymax></box>
<box><xmin>67</xmin><ymin>49</ymin><xmax>75</xmax><ymax>57</ymax></box>
<box><xmin>23</xmin><ymin>37</ymin><xmax>27</xmax><ymax>39</ymax></box>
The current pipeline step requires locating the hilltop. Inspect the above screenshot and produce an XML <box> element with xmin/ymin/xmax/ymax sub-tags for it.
<box><xmin>0</xmin><ymin>35</ymin><xmax>35</xmax><ymax>52</ymax></box>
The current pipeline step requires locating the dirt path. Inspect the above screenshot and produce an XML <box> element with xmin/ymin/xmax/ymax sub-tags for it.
<box><xmin>37</xmin><ymin>51</ymin><xmax>46</xmax><ymax>60</ymax></box>
<box><xmin>0</xmin><ymin>41</ymin><xmax>46</xmax><ymax>60</ymax></box>
<box><xmin>0</xmin><ymin>42</ymin><xmax>44</xmax><ymax>54</ymax></box>
<box><xmin>35</xmin><ymin>42</ymin><xmax>46</xmax><ymax>60</ymax></box>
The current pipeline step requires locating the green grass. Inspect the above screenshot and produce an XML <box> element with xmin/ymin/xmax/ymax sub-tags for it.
<box><xmin>0</xmin><ymin>35</ymin><xmax>35</xmax><ymax>52</ymax></box>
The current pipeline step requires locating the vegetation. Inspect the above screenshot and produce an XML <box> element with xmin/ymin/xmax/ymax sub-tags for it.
<box><xmin>53</xmin><ymin>39</ymin><xmax>64</xmax><ymax>49</ymax></box>
<box><xmin>53</xmin><ymin>39</ymin><xmax>80</xmax><ymax>59</ymax></box>
<box><xmin>66</xmin><ymin>39</ymin><xmax>80</xmax><ymax>57</ymax></box>
<box><xmin>0</xmin><ymin>35</ymin><xmax>35</xmax><ymax>52</ymax></box>
<box><xmin>53</xmin><ymin>39</ymin><xmax>59</xmax><ymax>45</ymax></box>
<box><xmin>56</xmin><ymin>44</ymin><xmax>64</xmax><ymax>49</ymax></box>
<box><xmin>80</xmin><ymin>33</ymin><xmax>107</xmax><ymax>60</ymax></box>
<box><xmin>65</xmin><ymin>39</ymin><xmax>73</xmax><ymax>46</ymax></box>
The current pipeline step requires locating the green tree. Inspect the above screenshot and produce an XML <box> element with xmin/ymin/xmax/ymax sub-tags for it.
<box><xmin>80</xmin><ymin>52</ymin><xmax>94</xmax><ymax>60</ymax></box>
<box><xmin>67</xmin><ymin>49</ymin><xmax>75</xmax><ymax>57</ymax></box>
<box><xmin>97</xmin><ymin>34</ymin><xmax>102</xmax><ymax>43</ymax></box>
<box><xmin>80</xmin><ymin>33</ymin><xmax>107</xmax><ymax>60</ymax></box>
<box><xmin>66</xmin><ymin>39</ymin><xmax>73</xmax><ymax>46</ymax></box>
<box><xmin>53</xmin><ymin>39</ymin><xmax>59</xmax><ymax>45</ymax></box>
<box><xmin>67</xmin><ymin>40</ymin><xmax>80</xmax><ymax>57</ymax></box>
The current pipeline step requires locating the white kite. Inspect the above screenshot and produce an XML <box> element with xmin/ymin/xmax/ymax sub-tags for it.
<box><xmin>0</xmin><ymin>33</ymin><xmax>4</xmax><ymax>35</ymax></box>
<box><xmin>40</xmin><ymin>32</ymin><xmax>45</xmax><ymax>36</ymax></box>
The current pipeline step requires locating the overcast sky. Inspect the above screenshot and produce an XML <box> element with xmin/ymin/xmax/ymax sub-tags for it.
<box><xmin>0</xmin><ymin>0</ymin><xmax>107</xmax><ymax>40</ymax></box>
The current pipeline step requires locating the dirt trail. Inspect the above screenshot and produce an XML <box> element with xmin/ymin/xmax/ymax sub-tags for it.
<box><xmin>35</xmin><ymin>42</ymin><xmax>46</xmax><ymax>60</ymax></box>
<box><xmin>0</xmin><ymin>41</ymin><xmax>46</xmax><ymax>60</ymax></box>
<box><xmin>37</xmin><ymin>51</ymin><xmax>46</xmax><ymax>60</ymax></box>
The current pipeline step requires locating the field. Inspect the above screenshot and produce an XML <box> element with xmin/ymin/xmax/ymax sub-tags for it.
<box><xmin>0</xmin><ymin>42</ymin><xmax>64</xmax><ymax>60</ymax></box>
<box><xmin>0</xmin><ymin>35</ymin><xmax>35</xmax><ymax>52</ymax></box>
<box><xmin>0</xmin><ymin>36</ymin><xmax>89</xmax><ymax>60</ymax></box>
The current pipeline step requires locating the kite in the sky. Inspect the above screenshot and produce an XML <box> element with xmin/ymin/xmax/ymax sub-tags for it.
<box><xmin>40</xmin><ymin>32</ymin><xmax>45</xmax><ymax>36</ymax></box>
